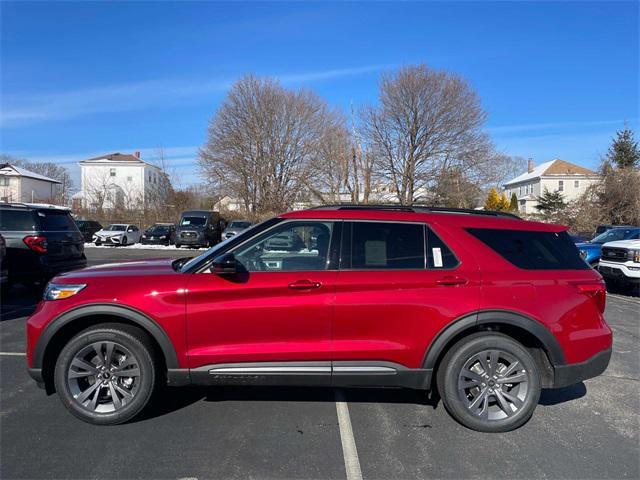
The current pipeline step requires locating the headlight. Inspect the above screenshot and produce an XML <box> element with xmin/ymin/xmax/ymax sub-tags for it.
<box><xmin>159</xmin><ymin>235</ymin><xmax>167</xmax><ymax>239</ymax></box>
<box><xmin>142</xmin><ymin>235</ymin><xmax>147</xmax><ymax>238</ymax></box>
<box><xmin>632</xmin><ymin>249</ymin><xmax>640</xmax><ymax>263</ymax></box>
<box><xmin>579</xmin><ymin>250</ymin><xmax>587</xmax><ymax>260</ymax></box>
<box><xmin>44</xmin><ymin>283</ymin><xmax>86</xmax><ymax>301</ymax></box>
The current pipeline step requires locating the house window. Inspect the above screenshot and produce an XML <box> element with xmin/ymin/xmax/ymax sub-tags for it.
<box><xmin>110</xmin><ymin>168</ymin><xmax>116</xmax><ymax>177</ymax></box>
<box><xmin>0</xmin><ymin>177</ymin><xmax>9</xmax><ymax>186</ymax></box>
<box><xmin>558</xmin><ymin>180</ymin><xmax>564</xmax><ymax>192</ymax></box>
<box><xmin>127</xmin><ymin>176</ymin><xmax>133</xmax><ymax>182</ymax></box>
<box><xmin>574</xmin><ymin>180</ymin><xmax>579</xmax><ymax>188</ymax></box>
<box><xmin>518</xmin><ymin>186</ymin><xmax>522</xmax><ymax>196</ymax></box>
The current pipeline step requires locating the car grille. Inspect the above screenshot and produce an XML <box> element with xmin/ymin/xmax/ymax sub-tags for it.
<box><xmin>601</xmin><ymin>247</ymin><xmax>629</xmax><ymax>263</ymax></box>
<box><xmin>180</xmin><ymin>231</ymin><xmax>197</xmax><ymax>239</ymax></box>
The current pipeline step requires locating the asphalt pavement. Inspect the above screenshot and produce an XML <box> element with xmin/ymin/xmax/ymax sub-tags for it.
<box><xmin>0</xmin><ymin>246</ymin><xmax>638</xmax><ymax>479</ymax></box>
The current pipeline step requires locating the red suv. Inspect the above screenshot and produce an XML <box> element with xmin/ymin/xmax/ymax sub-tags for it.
<box><xmin>26</xmin><ymin>206</ymin><xmax>612</xmax><ymax>432</ymax></box>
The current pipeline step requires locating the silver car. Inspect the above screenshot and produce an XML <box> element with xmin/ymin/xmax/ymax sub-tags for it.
<box><xmin>222</xmin><ymin>220</ymin><xmax>254</xmax><ymax>240</ymax></box>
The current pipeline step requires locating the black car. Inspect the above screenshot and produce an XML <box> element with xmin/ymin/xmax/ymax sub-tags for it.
<box><xmin>0</xmin><ymin>233</ymin><xmax>8</xmax><ymax>287</ymax></box>
<box><xmin>176</xmin><ymin>210</ymin><xmax>226</xmax><ymax>248</ymax></box>
<box><xmin>0</xmin><ymin>203</ymin><xmax>87</xmax><ymax>287</ymax></box>
<box><xmin>75</xmin><ymin>219</ymin><xmax>103</xmax><ymax>242</ymax></box>
<box><xmin>140</xmin><ymin>223</ymin><xmax>176</xmax><ymax>245</ymax></box>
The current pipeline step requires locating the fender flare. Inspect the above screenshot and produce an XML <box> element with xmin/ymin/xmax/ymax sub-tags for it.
<box><xmin>32</xmin><ymin>304</ymin><xmax>179</xmax><ymax>370</ymax></box>
<box><xmin>422</xmin><ymin>310</ymin><xmax>566</xmax><ymax>370</ymax></box>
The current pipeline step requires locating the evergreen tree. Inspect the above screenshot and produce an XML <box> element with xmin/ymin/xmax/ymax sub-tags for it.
<box><xmin>606</xmin><ymin>126</ymin><xmax>639</xmax><ymax>169</ymax></box>
<box><xmin>535</xmin><ymin>188</ymin><xmax>567</xmax><ymax>218</ymax></box>
<box><xmin>484</xmin><ymin>188</ymin><xmax>502</xmax><ymax>210</ymax></box>
<box><xmin>509</xmin><ymin>193</ymin><xmax>518</xmax><ymax>211</ymax></box>
<box><xmin>500</xmin><ymin>192</ymin><xmax>510</xmax><ymax>211</ymax></box>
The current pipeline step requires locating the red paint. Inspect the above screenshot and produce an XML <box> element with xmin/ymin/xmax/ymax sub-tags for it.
<box><xmin>27</xmin><ymin>209</ymin><xmax>612</xmax><ymax>374</ymax></box>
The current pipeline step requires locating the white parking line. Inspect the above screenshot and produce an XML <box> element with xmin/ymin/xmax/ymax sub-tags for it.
<box><xmin>335</xmin><ymin>389</ymin><xmax>363</xmax><ymax>480</ymax></box>
<box><xmin>0</xmin><ymin>352</ymin><xmax>26</xmax><ymax>356</ymax></box>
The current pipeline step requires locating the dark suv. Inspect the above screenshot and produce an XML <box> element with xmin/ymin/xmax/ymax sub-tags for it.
<box><xmin>176</xmin><ymin>210</ymin><xmax>225</xmax><ymax>248</ymax></box>
<box><xmin>0</xmin><ymin>203</ymin><xmax>87</xmax><ymax>287</ymax></box>
<box><xmin>75</xmin><ymin>220</ymin><xmax>103</xmax><ymax>243</ymax></box>
<box><xmin>26</xmin><ymin>206</ymin><xmax>611</xmax><ymax>432</ymax></box>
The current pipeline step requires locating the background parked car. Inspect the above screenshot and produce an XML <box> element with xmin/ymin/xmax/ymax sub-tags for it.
<box><xmin>599</xmin><ymin>239</ymin><xmax>640</xmax><ymax>295</ymax></box>
<box><xmin>141</xmin><ymin>223</ymin><xmax>176</xmax><ymax>245</ymax></box>
<box><xmin>0</xmin><ymin>233</ymin><xmax>7</xmax><ymax>287</ymax></box>
<box><xmin>576</xmin><ymin>226</ymin><xmax>640</xmax><ymax>268</ymax></box>
<box><xmin>0</xmin><ymin>203</ymin><xmax>86</xmax><ymax>286</ymax></box>
<box><xmin>93</xmin><ymin>224</ymin><xmax>142</xmax><ymax>246</ymax></box>
<box><xmin>593</xmin><ymin>224</ymin><xmax>635</xmax><ymax>237</ymax></box>
<box><xmin>75</xmin><ymin>220</ymin><xmax>102</xmax><ymax>242</ymax></box>
<box><xmin>176</xmin><ymin>210</ymin><xmax>226</xmax><ymax>248</ymax></box>
<box><xmin>222</xmin><ymin>220</ymin><xmax>254</xmax><ymax>239</ymax></box>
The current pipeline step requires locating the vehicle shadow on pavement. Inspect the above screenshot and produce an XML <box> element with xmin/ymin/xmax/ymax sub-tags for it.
<box><xmin>135</xmin><ymin>382</ymin><xmax>587</xmax><ymax>423</ymax></box>
<box><xmin>0</xmin><ymin>285</ymin><xmax>40</xmax><ymax>321</ymax></box>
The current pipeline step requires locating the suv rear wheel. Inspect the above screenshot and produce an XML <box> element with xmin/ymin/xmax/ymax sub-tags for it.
<box><xmin>437</xmin><ymin>332</ymin><xmax>541</xmax><ymax>432</ymax></box>
<box><xmin>54</xmin><ymin>324</ymin><xmax>156</xmax><ymax>425</ymax></box>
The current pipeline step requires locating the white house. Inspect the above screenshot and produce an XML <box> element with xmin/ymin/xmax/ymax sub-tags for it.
<box><xmin>72</xmin><ymin>152</ymin><xmax>166</xmax><ymax>210</ymax></box>
<box><xmin>0</xmin><ymin>163</ymin><xmax>62</xmax><ymax>203</ymax></box>
<box><xmin>504</xmin><ymin>159</ymin><xmax>600</xmax><ymax>214</ymax></box>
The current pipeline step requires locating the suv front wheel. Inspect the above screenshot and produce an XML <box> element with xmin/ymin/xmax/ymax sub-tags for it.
<box><xmin>54</xmin><ymin>324</ymin><xmax>156</xmax><ymax>425</ymax></box>
<box><xmin>437</xmin><ymin>332</ymin><xmax>541</xmax><ymax>432</ymax></box>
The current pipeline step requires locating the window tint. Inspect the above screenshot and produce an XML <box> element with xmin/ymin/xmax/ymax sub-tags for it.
<box><xmin>346</xmin><ymin>222</ymin><xmax>425</xmax><ymax>269</ymax></box>
<box><xmin>467</xmin><ymin>228</ymin><xmax>589</xmax><ymax>270</ymax></box>
<box><xmin>233</xmin><ymin>221</ymin><xmax>335</xmax><ymax>272</ymax></box>
<box><xmin>427</xmin><ymin>227</ymin><xmax>459</xmax><ymax>268</ymax></box>
<box><xmin>0</xmin><ymin>210</ymin><xmax>36</xmax><ymax>231</ymax></box>
<box><xmin>38</xmin><ymin>211</ymin><xmax>78</xmax><ymax>231</ymax></box>
<box><xmin>180</xmin><ymin>216</ymin><xmax>206</xmax><ymax>227</ymax></box>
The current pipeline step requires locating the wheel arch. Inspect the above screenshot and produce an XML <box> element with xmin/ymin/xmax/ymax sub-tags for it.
<box><xmin>34</xmin><ymin>304</ymin><xmax>179</xmax><ymax>393</ymax></box>
<box><xmin>423</xmin><ymin>310</ymin><xmax>565</xmax><ymax>388</ymax></box>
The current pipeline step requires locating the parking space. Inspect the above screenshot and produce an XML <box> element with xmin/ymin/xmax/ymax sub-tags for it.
<box><xmin>1</xmin><ymin>247</ymin><xmax>638</xmax><ymax>479</ymax></box>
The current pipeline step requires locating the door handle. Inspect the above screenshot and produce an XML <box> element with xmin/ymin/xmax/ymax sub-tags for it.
<box><xmin>436</xmin><ymin>276</ymin><xmax>468</xmax><ymax>286</ymax></box>
<box><xmin>288</xmin><ymin>280</ymin><xmax>322</xmax><ymax>290</ymax></box>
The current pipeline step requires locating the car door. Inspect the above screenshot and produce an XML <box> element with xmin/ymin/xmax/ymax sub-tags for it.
<box><xmin>332</xmin><ymin>221</ymin><xmax>481</xmax><ymax>381</ymax></box>
<box><xmin>185</xmin><ymin>220</ymin><xmax>341</xmax><ymax>384</ymax></box>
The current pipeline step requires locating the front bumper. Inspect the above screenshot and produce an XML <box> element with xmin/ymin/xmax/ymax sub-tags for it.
<box><xmin>599</xmin><ymin>261</ymin><xmax>640</xmax><ymax>283</ymax></box>
<box><xmin>94</xmin><ymin>236</ymin><xmax>124</xmax><ymax>245</ymax></box>
<box><xmin>141</xmin><ymin>237</ymin><xmax>171</xmax><ymax>245</ymax></box>
<box><xmin>553</xmin><ymin>348</ymin><xmax>612</xmax><ymax>388</ymax></box>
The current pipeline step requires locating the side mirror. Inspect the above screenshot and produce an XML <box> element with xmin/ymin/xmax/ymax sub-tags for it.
<box><xmin>211</xmin><ymin>252</ymin><xmax>237</xmax><ymax>275</ymax></box>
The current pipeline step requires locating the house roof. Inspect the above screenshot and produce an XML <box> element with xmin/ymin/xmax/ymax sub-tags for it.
<box><xmin>504</xmin><ymin>159</ymin><xmax>597</xmax><ymax>186</ymax></box>
<box><xmin>0</xmin><ymin>163</ymin><xmax>62</xmax><ymax>184</ymax></box>
<box><xmin>80</xmin><ymin>152</ymin><xmax>158</xmax><ymax>169</ymax></box>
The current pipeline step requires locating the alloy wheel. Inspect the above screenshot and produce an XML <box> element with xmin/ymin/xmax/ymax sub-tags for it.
<box><xmin>67</xmin><ymin>341</ymin><xmax>141</xmax><ymax>413</ymax></box>
<box><xmin>457</xmin><ymin>349</ymin><xmax>530</xmax><ymax>421</ymax></box>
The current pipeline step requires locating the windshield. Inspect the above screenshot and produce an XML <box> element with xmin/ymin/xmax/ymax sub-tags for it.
<box><xmin>147</xmin><ymin>225</ymin><xmax>170</xmax><ymax>234</ymax></box>
<box><xmin>229</xmin><ymin>221</ymin><xmax>252</xmax><ymax>229</ymax></box>
<box><xmin>76</xmin><ymin>221</ymin><xmax>87</xmax><ymax>228</ymax></box>
<box><xmin>105</xmin><ymin>225</ymin><xmax>127</xmax><ymax>231</ymax></box>
<box><xmin>180</xmin><ymin>216</ymin><xmax>206</xmax><ymax>227</ymax></box>
<box><xmin>591</xmin><ymin>228</ymin><xmax>640</xmax><ymax>244</ymax></box>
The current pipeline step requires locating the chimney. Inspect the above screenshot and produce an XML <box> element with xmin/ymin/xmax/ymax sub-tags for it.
<box><xmin>527</xmin><ymin>158</ymin><xmax>534</xmax><ymax>173</ymax></box>
<box><xmin>134</xmin><ymin>151</ymin><xmax>141</xmax><ymax>159</ymax></box>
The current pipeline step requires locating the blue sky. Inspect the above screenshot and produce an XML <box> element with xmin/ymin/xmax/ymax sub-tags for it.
<box><xmin>1</xmin><ymin>1</ymin><xmax>638</xmax><ymax>189</ymax></box>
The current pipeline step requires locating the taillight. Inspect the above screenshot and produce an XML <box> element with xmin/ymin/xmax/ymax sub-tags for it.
<box><xmin>576</xmin><ymin>283</ymin><xmax>606</xmax><ymax>313</ymax></box>
<box><xmin>23</xmin><ymin>235</ymin><xmax>47</xmax><ymax>253</ymax></box>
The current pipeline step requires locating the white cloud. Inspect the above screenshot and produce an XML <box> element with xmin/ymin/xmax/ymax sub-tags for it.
<box><xmin>1</xmin><ymin>64</ymin><xmax>385</xmax><ymax>127</ymax></box>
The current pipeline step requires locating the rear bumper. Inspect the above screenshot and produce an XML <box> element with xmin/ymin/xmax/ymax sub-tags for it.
<box><xmin>140</xmin><ymin>238</ymin><xmax>171</xmax><ymax>245</ymax></box>
<box><xmin>553</xmin><ymin>348</ymin><xmax>612</xmax><ymax>388</ymax></box>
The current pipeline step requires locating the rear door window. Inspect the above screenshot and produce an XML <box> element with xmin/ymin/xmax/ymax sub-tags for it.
<box><xmin>344</xmin><ymin>222</ymin><xmax>425</xmax><ymax>269</ymax></box>
<box><xmin>466</xmin><ymin>228</ymin><xmax>589</xmax><ymax>270</ymax></box>
<box><xmin>37</xmin><ymin>211</ymin><xmax>78</xmax><ymax>231</ymax></box>
<box><xmin>0</xmin><ymin>210</ymin><xmax>37</xmax><ymax>231</ymax></box>
<box><xmin>426</xmin><ymin>227</ymin><xmax>459</xmax><ymax>269</ymax></box>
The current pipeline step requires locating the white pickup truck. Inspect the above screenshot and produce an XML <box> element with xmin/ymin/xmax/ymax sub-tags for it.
<box><xmin>599</xmin><ymin>239</ymin><xmax>640</xmax><ymax>294</ymax></box>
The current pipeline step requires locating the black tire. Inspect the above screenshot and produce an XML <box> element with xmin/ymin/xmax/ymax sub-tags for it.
<box><xmin>54</xmin><ymin>324</ymin><xmax>157</xmax><ymax>425</ymax></box>
<box><xmin>95</xmin><ymin>241</ymin><xmax>101</xmax><ymax>246</ymax></box>
<box><xmin>437</xmin><ymin>332</ymin><xmax>541</xmax><ymax>432</ymax></box>
<box><xmin>175</xmin><ymin>243</ymin><xmax>181</xmax><ymax>248</ymax></box>
<box><xmin>122</xmin><ymin>236</ymin><xmax>128</xmax><ymax>246</ymax></box>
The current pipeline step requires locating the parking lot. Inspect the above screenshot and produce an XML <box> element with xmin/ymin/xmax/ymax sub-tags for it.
<box><xmin>1</xmin><ymin>246</ymin><xmax>639</xmax><ymax>480</ymax></box>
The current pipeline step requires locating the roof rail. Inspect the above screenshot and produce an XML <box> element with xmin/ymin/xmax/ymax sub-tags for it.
<box><xmin>307</xmin><ymin>204</ymin><xmax>521</xmax><ymax>219</ymax></box>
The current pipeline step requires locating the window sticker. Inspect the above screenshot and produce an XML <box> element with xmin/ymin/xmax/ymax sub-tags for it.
<box><xmin>432</xmin><ymin>247</ymin><xmax>443</xmax><ymax>267</ymax></box>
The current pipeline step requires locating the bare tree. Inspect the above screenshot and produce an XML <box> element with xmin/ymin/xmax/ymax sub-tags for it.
<box><xmin>198</xmin><ymin>75</ymin><xmax>335</xmax><ymax>214</ymax></box>
<box><xmin>362</xmin><ymin>64</ymin><xmax>493</xmax><ymax>205</ymax></box>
